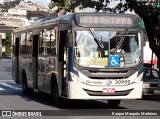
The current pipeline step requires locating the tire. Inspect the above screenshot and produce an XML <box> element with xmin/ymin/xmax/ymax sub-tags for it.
<box><xmin>22</xmin><ymin>72</ymin><xmax>30</xmax><ymax>95</ymax></box>
<box><xmin>107</xmin><ymin>100</ymin><xmax>121</xmax><ymax>108</ymax></box>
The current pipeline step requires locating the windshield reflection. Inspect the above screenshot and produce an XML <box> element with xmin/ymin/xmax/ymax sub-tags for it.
<box><xmin>75</xmin><ymin>30</ymin><xmax>140</xmax><ymax>68</ymax></box>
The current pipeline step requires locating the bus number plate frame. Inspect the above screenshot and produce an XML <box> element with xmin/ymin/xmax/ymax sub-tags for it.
<box><xmin>102</xmin><ymin>88</ymin><xmax>115</xmax><ymax>93</ymax></box>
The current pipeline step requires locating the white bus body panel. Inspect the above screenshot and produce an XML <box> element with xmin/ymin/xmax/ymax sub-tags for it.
<box><xmin>67</xmin><ymin>70</ymin><xmax>143</xmax><ymax>99</ymax></box>
<box><xmin>68</xmin><ymin>81</ymin><xmax>143</xmax><ymax>99</ymax></box>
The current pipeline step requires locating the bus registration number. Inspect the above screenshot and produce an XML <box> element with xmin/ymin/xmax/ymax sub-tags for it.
<box><xmin>115</xmin><ymin>79</ymin><xmax>130</xmax><ymax>85</ymax></box>
<box><xmin>102</xmin><ymin>88</ymin><xmax>115</xmax><ymax>93</ymax></box>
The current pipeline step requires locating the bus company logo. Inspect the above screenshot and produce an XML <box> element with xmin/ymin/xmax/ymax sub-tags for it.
<box><xmin>86</xmin><ymin>80</ymin><xmax>103</xmax><ymax>85</ymax></box>
<box><xmin>105</xmin><ymin>80</ymin><xmax>112</xmax><ymax>85</ymax></box>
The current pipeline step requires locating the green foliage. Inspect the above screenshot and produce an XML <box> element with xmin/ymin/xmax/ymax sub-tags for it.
<box><xmin>120</xmin><ymin>0</ymin><xmax>160</xmax><ymax>60</ymax></box>
<box><xmin>50</xmin><ymin>0</ymin><xmax>104</xmax><ymax>12</ymax></box>
<box><xmin>3</xmin><ymin>33</ymin><xmax>12</xmax><ymax>57</ymax></box>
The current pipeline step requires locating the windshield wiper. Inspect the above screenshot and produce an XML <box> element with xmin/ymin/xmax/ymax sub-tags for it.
<box><xmin>117</xmin><ymin>28</ymin><xmax>128</xmax><ymax>49</ymax></box>
<box><xmin>89</xmin><ymin>28</ymin><xmax>104</xmax><ymax>49</ymax></box>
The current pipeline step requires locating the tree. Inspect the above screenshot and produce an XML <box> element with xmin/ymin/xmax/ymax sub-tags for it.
<box><xmin>3</xmin><ymin>33</ymin><xmax>12</xmax><ymax>57</ymax></box>
<box><xmin>123</xmin><ymin>0</ymin><xmax>160</xmax><ymax>69</ymax></box>
<box><xmin>50</xmin><ymin>0</ymin><xmax>160</xmax><ymax>69</ymax></box>
<box><xmin>0</xmin><ymin>32</ymin><xmax>11</xmax><ymax>58</ymax></box>
<box><xmin>49</xmin><ymin>0</ymin><xmax>104</xmax><ymax>13</ymax></box>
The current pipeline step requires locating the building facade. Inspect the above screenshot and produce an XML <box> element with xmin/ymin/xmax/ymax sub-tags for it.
<box><xmin>0</xmin><ymin>0</ymin><xmax>10</xmax><ymax>4</ymax></box>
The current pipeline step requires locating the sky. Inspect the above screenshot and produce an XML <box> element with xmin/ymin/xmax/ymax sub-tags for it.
<box><xmin>24</xmin><ymin>0</ymin><xmax>124</xmax><ymax>6</ymax></box>
<box><xmin>23</xmin><ymin>0</ymin><xmax>131</xmax><ymax>13</ymax></box>
<box><xmin>24</xmin><ymin>0</ymin><xmax>51</xmax><ymax>5</ymax></box>
<box><xmin>23</xmin><ymin>0</ymin><xmax>126</xmax><ymax>8</ymax></box>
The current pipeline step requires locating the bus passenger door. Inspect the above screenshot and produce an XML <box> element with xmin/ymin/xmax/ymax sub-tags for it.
<box><xmin>32</xmin><ymin>35</ymin><xmax>39</xmax><ymax>89</ymax></box>
<box><xmin>59</xmin><ymin>31</ymin><xmax>68</xmax><ymax>96</ymax></box>
<box><xmin>14</xmin><ymin>38</ymin><xmax>20</xmax><ymax>83</ymax></box>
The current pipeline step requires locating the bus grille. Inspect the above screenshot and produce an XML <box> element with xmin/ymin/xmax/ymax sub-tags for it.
<box><xmin>83</xmin><ymin>88</ymin><xmax>133</xmax><ymax>96</ymax></box>
<box><xmin>88</xmin><ymin>70</ymin><xmax>131</xmax><ymax>79</ymax></box>
<box><xmin>150</xmin><ymin>84</ymin><xmax>158</xmax><ymax>87</ymax></box>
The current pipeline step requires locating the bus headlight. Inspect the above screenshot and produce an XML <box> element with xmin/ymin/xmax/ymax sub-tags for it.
<box><xmin>143</xmin><ymin>83</ymin><xmax>150</xmax><ymax>88</ymax></box>
<box><xmin>133</xmin><ymin>73</ymin><xmax>143</xmax><ymax>83</ymax></box>
<box><xmin>70</xmin><ymin>72</ymin><xmax>83</xmax><ymax>83</ymax></box>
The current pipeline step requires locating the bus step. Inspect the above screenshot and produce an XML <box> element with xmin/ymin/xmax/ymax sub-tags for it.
<box><xmin>33</xmin><ymin>89</ymin><xmax>38</xmax><ymax>93</ymax></box>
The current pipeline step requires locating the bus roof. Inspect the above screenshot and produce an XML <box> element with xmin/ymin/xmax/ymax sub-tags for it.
<box><xmin>13</xmin><ymin>16</ymin><xmax>69</xmax><ymax>33</ymax></box>
<box><xmin>14</xmin><ymin>12</ymin><xmax>139</xmax><ymax>33</ymax></box>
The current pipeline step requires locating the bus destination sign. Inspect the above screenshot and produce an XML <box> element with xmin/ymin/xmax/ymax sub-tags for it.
<box><xmin>76</xmin><ymin>14</ymin><xmax>138</xmax><ymax>27</ymax></box>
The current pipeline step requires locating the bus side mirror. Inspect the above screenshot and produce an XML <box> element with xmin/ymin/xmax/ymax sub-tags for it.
<box><xmin>66</xmin><ymin>34</ymin><xmax>73</xmax><ymax>47</ymax></box>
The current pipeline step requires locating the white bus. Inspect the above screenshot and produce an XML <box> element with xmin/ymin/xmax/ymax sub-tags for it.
<box><xmin>12</xmin><ymin>13</ymin><xmax>144</xmax><ymax>107</ymax></box>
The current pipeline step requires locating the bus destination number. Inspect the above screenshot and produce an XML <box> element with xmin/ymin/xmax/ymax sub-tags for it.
<box><xmin>77</xmin><ymin>15</ymin><xmax>136</xmax><ymax>27</ymax></box>
<box><xmin>115</xmin><ymin>79</ymin><xmax>130</xmax><ymax>85</ymax></box>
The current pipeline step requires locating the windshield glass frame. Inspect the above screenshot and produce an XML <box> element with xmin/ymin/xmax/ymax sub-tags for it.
<box><xmin>73</xmin><ymin>28</ymin><xmax>142</xmax><ymax>68</ymax></box>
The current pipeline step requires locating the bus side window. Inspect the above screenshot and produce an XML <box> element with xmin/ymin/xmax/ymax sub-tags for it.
<box><xmin>39</xmin><ymin>30</ymin><xmax>44</xmax><ymax>55</ymax></box>
<box><xmin>50</xmin><ymin>28</ymin><xmax>56</xmax><ymax>55</ymax></box>
<box><xmin>26</xmin><ymin>32</ymin><xmax>32</xmax><ymax>54</ymax></box>
<box><xmin>43</xmin><ymin>29</ymin><xmax>49</xmax><ymax>55</ymax></box>
<box><xmin>20</xmin><ymin>33</ymin><xmax>26</xmax><ymax>54</ymax></box>
<box><xmin>42</xmin><ymin>28</ymin><xmax>55</xmax><ymax>55</ymax></box>
<box><xmin>39</xmin><ymin>29</ymin><xmax>47</xmax><ymax>55</ymax></box>
<box><xmin>39</xmin><ymin>28</ymin><xmax>57</xmax><ymax>56</ymax></box>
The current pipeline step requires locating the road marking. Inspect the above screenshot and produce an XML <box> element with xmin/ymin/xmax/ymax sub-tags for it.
<box><xmin>0</xmin><ymin>83</ymin><xmax>21</xmax><ymax>90</ymax></box>
<box><xmin>0</xmin><ymin>87</ymin><xmax>5</xmax><ymax>91</ymax></box>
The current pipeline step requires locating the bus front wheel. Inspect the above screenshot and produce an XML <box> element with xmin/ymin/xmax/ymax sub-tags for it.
<box><xmin>107</xmin><ymin>100</ymin><xmax>121</xmax><ymax>108</ymax></box>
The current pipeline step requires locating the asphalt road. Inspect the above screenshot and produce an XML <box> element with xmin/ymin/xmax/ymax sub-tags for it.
<box><xmin>0</xmin><ymin>59</ymin><xmax>159</xmax><ymax>119</ymax></box>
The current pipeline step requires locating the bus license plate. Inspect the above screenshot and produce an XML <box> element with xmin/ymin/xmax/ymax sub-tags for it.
<box><xmin>102</xmin><ymin>88</ymin><xmax>115</xmax><ymax>93</ymax></box>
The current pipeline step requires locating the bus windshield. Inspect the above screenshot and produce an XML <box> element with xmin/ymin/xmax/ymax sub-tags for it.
<box><xmin>74</xmin><ymin>30</ymin><xmax>141</xmax><ymax>68</ymax></box>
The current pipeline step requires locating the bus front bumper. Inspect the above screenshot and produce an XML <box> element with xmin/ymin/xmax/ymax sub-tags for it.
<box><xmin>67</xmin><ymin>81</ymin><xmax>143</xmax><ymax>100</ymax></box>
